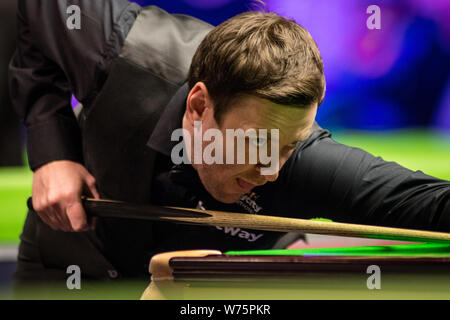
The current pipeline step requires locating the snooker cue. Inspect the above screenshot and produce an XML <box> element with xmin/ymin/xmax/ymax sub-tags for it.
<box><xmin>79</xmin><ymin>197</ymin><xmax>450</xmax><ymax>244</ymax></box>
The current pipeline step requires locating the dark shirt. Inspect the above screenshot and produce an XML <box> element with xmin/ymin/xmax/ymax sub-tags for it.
<box><xmin>8</xmin><ymin>0</ymin><xmax>450</xmax><ymax>277</ymax></box>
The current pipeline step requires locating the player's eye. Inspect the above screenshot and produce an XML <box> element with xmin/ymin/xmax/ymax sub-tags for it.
<box><xmin>249</xmin><ymin>137</ymin><xmax>268</xmax><ymax>148</ymax></box>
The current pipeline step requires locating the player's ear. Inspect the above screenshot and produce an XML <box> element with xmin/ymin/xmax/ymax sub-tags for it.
<box><xmin>186</xmin><ymin>82</ymin><xmax>213</xmax><ymax>123</ymax></box>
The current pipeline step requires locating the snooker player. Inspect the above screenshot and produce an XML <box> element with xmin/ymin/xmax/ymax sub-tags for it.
<box><xmin>9</xmin><ymin>0</ymin><xmax>450</xmax><ymax>282</ymax></box>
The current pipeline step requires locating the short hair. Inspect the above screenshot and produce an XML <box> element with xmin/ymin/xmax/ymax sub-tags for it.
<box><xmin>188</xmin><ymin>11</ymin><xmax>326</xmax><ymax>124</ymax></box>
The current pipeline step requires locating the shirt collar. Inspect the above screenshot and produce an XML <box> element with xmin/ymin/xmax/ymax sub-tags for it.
<box><xmin>146</xmin><ymin>83</ymin><xmax>189</xmax><ymax>156</ymax></box>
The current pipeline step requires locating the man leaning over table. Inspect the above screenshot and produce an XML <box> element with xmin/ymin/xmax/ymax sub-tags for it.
<box><xmin>9</xmin><ymin>0</ymin><xmax>450</xmax><ymax>283</ymax></box>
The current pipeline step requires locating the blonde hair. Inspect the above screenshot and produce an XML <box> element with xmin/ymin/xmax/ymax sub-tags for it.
<box><xmin>188</xmin><ymin>11</ymin><xmax>326</xmax><ymax>123</ymax></box>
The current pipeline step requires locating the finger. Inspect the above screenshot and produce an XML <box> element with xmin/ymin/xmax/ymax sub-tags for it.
<box><xmin>43</xmin><ymin>193</ymin><xmax>72</xmax><ymax>231</ymax></box>
<box><xmin>66</xmin><ymin>201</ymin><xmax>88</xmax><ymax>232</ymax></box>
<box><xmin>31</xmin><ymin>196</ymin><xmax>42</xmax><ymax>214</ymax></box>
<box><xmin>38</xmin><ymin>211</ymin><xmax>60</xmax><ymax>231</ymax></box>
<box><xmin>61</xmin><ymin>213</ymin><xmax>75</xmax><ymax>232</ymax></box>
<box><xmin>36</xmin><ymin>212</ymin><xmax>52</xmax><ymax>227</ymax></box>
<box><xmin>33</xmin><ymin>199</ymin><xmax>59</xmax><ymax>230</ymax></box>
<box><xmin>51</xmin><ymin>203</ymin><xmax>74</xmax><ymax>232</ymax></box>
<box><xmin>47</xmin><ymin>205</ymin><xmax>69</xmax><ymax>232</ymax></box>
<box><xmin>48</xmin><ymin>203</ymin><xmax>72</xmax><ymax>232</ymax></box>
<box><xmin>31</xmin><ymin>182</ymin><xmax>61</xmax><ymax>230</ymax></box>
<box><xmin>47</xmin><ymin>209</ymin><xmax>64</xmax><ymax>231</ymax></box>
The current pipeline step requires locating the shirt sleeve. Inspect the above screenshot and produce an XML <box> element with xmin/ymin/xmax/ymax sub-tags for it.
<box><xmin>8</xmin><ymin>0</ymin><xmax>140</xmax><ymax>171</ymax></box>
<box><xmin>282</xmin><ymin>128</ymin><xmax>450</xmax><ymax>232</ymax></box>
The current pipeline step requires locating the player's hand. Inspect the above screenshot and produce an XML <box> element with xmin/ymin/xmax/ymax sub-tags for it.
<box><xmin>31</xmin><ymin>160</ymin><xmax>100</xmax><ymax>232</ymax></box>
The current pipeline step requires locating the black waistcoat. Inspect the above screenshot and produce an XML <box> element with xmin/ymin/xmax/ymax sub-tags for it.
<box><xmin>82</xmin><ymin>7</ymin><xmax>212</xmax><ymax>203</ymax></box>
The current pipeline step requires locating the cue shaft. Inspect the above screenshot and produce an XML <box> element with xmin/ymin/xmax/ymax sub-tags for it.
<box><xmin>82</xmin><ymin>198</ymin><xmax>450</xmax><ymax>244</ymax></box>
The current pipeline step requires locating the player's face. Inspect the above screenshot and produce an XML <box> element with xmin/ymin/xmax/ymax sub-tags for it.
<box><xmin>185</xmin><ymin>87</ymin><xmax>317</xmax><ymax>204</ymax></box>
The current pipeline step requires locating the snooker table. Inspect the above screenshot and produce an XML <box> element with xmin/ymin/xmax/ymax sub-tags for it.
<box><xmin>141</xmin><ymin>244</ymin><xmax>450</xmax><ymax>300</ymax></box>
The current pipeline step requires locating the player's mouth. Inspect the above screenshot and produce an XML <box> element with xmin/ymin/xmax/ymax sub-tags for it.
<box><xmin>236</xmin><ymin>178</ymin><xmax>257</xmax><ymax>192</ymax></box>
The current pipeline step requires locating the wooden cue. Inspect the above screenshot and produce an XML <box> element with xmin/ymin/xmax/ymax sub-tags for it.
<box><xmin>81</xmin><ymin>197</ymin><xmax>450</xmax><ymax>244</ymax></box>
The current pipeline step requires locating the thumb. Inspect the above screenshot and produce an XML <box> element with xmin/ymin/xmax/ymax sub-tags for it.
<box><xmin>89</xmin><ymin>184</ymin><xmax>100</xmax><ymax>199</ymax></box>
<box><xmin>84</xmin><ymin>176</ymin><xmax>100</xmax><ymax>199</ymax></box>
